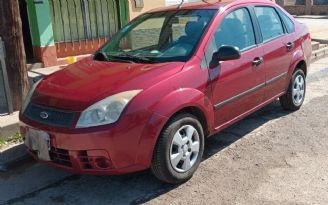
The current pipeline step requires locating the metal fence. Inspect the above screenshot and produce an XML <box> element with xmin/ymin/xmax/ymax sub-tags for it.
<box><xmin>49</xmin><ymin>0</ymin><xmax>120</xmax><ymax>44</ymax></box>
<box><xmin>0</xmin><ymin>37</ymin><xmax>13</xmax><ymax>115</ymax></box>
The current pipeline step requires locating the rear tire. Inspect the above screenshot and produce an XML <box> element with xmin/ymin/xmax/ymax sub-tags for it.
<box><xmin>151</xmin><ymin>113</ymin><xmax>204</xmax><ymax>184</ymax></box>
<box><xmin>280</xmin><ymin>69</ymin><xmax>306</xmax><ymax>111</ymax></box>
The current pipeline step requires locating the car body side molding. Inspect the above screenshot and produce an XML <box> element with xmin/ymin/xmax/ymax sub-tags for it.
<box><xmin>214</xmin><ymin>71</ymin><xmax>288</xmax><ymax>110</ymax></box>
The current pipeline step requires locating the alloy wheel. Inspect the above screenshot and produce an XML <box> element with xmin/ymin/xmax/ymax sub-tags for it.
<box><xmin>169</xmin><ymin>125</ymin><xmax>200</xmax><ymax>173</ymax></box>
<box><xmin>292</xmin><ymin>74</ymin><xmax>305</xmax><ymax>106</ymax></box>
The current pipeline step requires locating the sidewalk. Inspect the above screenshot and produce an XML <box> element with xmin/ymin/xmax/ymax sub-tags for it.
<box><xmin>295</xmin><ymin>15</ymin><xmax>328</xmax><ymax>62</ymax></box>
<box><xmin>295</xmin><ymin>15</ymin><xmax>328</xmax><ymax>43</ymax></box>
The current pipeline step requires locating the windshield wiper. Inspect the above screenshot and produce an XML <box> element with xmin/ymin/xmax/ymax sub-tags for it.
<box><xmin>107</xmin><ymin>55</ymin><xmax>135</xmax><ymax>64</ymax></box>
<box><xmin>93</xmin><ymin>51</ymin><xmax>110</xmax><ymax>61</ymax></box>
<box><xmin>111</xmin><ymin>54</ymin><xmax>154</xmax><ymax>63</ymax></box>
<box><xmin>94</xmin><ymin>51</ymin><xmax>136</xmax><ymax>63</ymax></box>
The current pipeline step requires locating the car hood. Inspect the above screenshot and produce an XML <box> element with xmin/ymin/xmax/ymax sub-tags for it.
<box><xmin>33</xmin><ymin>58</ymin><xmax>185</xmax><ymax>111</ymax></box>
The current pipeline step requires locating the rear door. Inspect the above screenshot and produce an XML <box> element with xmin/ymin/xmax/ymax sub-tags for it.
<box><xmin>253</xmin><ymin>6</ymin><xmax>294</xmax><ymax>100</ymax></box>
<box><xmin>204</xmin><ymin>7</ymin><xmax>266</xmax><ymax>129</ymax></box>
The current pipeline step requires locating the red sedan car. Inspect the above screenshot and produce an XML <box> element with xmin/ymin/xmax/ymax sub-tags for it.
<box><xmin>20</xmin><ymin>0</ymin><xmax>311</xmax><ymax>183</ymax></box>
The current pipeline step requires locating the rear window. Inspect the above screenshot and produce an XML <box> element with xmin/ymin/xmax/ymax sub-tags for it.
<box><xmin>277</xmin><ymin>8</ymin><xmax>295</xmax><ymax>33</ymax></box>
<box><xmin>254</xmin><ymin>6</ymin><xmax>284</xmax><ymax>42</ymax></box>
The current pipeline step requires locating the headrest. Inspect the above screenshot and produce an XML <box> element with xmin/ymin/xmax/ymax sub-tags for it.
<box><xmin>222</xmin><ymin>18</ymin><xmax>243</xmax><ymax>30</ymax></box>
<box><xmin>185</xmin><ymin>21</ymin><xmax>204</xmax><ymax>36</ymax></box>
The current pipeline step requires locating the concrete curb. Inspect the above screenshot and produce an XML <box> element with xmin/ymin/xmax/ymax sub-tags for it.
<box><xmin>312</xmin><ymin>38</ymin><xmax>328</xmax><ymax>45</ymax></box>
<box><xmin>0</xmin><ymin>143</ymin><xmax>31</xmax><ymax>172</ymax></box>
<box><xmin>311</xmin><ymin>46</ymin><xmax>328</xmax><ymax>62</ymax></box>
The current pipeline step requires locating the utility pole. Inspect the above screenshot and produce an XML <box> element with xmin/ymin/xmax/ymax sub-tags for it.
<box><xmin>0</xmin><ymin>0</ymin><xmax>29</xmax><ymax>111</ymax></box>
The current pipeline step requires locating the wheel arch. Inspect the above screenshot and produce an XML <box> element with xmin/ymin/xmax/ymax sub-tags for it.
<box><xmin>167</xmin><ymin>106</ymin><xmax>209</xmax><ymax>137</ymax></box>
<box><xmin>153</xmin><ymin>88</ymin><xmax>214</xmax><ymax>135</ymax></box>
<box><xmin>289</xmin><ymin>48</ymin><xmax>308</xmax><ymax>77</ymax></box>
<box><xmin>134</xmin><ymin>88</ymin><xmax>214</xmax><ymax>168</ymax></box>
<box><xmin>294</xmin><ymin>60</ymin><xmax>307</xmax><ymax>76</ymax></box>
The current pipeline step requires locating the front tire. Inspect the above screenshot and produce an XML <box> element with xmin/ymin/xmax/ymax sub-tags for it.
<box><xmin>151</xmin><ymin>113</ymin><xmax>204</xmax><ymax>184</ymax></box>
<box><xmin>280</xmin><ymin>69</ymin><xmax>306</xmax><ymax>111</ymax></box>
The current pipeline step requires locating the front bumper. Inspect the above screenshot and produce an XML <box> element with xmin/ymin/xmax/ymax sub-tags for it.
<box><xmin>20</xmin><ymin>109</ymin><xmax>168</xmax><ymax>175</ymax></box>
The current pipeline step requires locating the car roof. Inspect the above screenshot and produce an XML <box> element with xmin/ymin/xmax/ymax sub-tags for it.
<box><xmin>149</xmin><ymin>0</ymin><xmax>275</xmax><ymax>13</ymax></box>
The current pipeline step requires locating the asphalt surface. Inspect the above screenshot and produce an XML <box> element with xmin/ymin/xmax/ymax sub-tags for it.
<box><xmin>1</xmin><ymin>57</ymin><xmax>328</xmax><ymax>205</ymax></box>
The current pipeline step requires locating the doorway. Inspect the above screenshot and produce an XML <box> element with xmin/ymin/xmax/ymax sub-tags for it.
<box><xmin>19</xmin><ymin>0</ymin><xmax>34</xmax><ymax>63</ymax></box>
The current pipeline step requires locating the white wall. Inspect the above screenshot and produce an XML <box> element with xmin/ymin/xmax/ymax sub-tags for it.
<box><xmin>165</xmin><ymin>0</ymin><xmax>201</xmax><ymax>6</ymax></box>
<box><xmin>129</xmin><ymin>0</ymin><xmax>166</xmax><ymax>20</ymax></box>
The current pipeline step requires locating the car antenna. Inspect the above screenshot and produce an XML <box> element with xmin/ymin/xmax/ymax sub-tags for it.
<box><xmin>178</xmin><ymin>0</ymin><xmax>185</xmax><ymax>9</ymax></box>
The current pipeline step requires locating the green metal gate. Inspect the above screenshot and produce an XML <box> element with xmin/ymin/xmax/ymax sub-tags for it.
<box><xmin>49</xmin><ymin>0</ymin><xmax>120</xmax><ymax>44</ymax></box>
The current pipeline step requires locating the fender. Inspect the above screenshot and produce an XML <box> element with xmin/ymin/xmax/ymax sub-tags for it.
<box><xmin>134</xmin><ymin>88</ymin><xmax>214</xmax><ymax>168</ymax></box>
<box><xmin>288</xmin><ymin>48</ymin><xmax>306</xmax><ymax>79</ymax></box>
<box><xmin>151</xmin><ymin>88</ymin><xmax>214</xmax><ymax>122</ymax></box>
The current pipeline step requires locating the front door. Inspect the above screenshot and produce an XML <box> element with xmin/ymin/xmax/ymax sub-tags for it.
<box><xmin>205</xmin><ymin>7</ymin><xmax>266</xmax><ymax>129</ymax></box>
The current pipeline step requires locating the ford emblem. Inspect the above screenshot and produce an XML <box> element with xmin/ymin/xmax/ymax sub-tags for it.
<box><xmin>40</xmin><ymin>111</ymin><xmax>49</xmax><ymax>119</ymax></box>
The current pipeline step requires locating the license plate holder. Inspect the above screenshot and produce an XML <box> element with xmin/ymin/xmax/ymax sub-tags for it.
<box><xmin>25</xmin><ymin>128</ymin><xmax>51</xmax><ymax>161</ymax></box>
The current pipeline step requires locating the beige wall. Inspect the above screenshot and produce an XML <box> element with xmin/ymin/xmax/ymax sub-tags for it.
<box><xmin>128</xmin><ymin>0</ymin><xmax>166</xmax><ymax>20</ymax></box>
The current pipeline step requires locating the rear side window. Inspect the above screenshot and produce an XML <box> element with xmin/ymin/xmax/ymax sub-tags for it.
<box><xmin>214</xmin><ymin>8</ymin><xmax>256</xmax><ymax>51</ymax></box>
<box><xmin>254</xmin><ymin>7</ymin><xmax>284</xmax><ymax>42</ymax></box>
<box><xmin>277</xmin><ymin>8</ymin><xmax>295</xmax><ymax>33</ymax></box>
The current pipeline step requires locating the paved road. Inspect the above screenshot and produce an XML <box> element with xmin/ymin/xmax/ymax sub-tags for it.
<box><xmin>1</xmin><ymin>57</ymin><xmax>328</xmax><ymax>205</ymax></box>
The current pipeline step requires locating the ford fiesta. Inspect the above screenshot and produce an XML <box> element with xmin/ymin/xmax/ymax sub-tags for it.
<box><xmin>20</xmin><ymin>0</ymin><xmax>311</xmax><ymax>183</ymax></box>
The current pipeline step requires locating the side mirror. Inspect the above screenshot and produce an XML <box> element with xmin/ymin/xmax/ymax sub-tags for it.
<box><xmin>217</xmin><ymin>45</ymin><xmax>241</xmax><ymax>61</ymax></box>
<box><xmin>210</xmin><ymin>45</ymin><xmax>241</xmax><ymax>68</ymax></box>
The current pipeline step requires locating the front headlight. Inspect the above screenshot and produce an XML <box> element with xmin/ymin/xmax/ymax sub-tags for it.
<box><xmin>76</xmin><ymin>90</ymin><xmax>142</xmax><ymax>128</ymax></box>
<box><xmin>21</xmin><ymin>80</ymin><xmax>42</xmax><ymax>113</ymax></box>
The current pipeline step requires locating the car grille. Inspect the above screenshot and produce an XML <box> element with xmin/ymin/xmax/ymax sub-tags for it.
<box><xmin>49</xmin><ymin>148</ymin><xmax>91</xmax><ymax>169</ymax></box>
<box><xmin>24</xmin><ymin>103</ymin><xmax>77</xmax><ymax>128</ymax></box>
<box><xmin>50</xmin><ymin>148</ymin><xmax>72</xmax><ymax>167</ymax></box>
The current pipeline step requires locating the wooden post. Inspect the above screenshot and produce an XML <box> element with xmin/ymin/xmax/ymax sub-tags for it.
<box><xmin>0</xmin><ymin>0</ymin><xmax>29</xmax><ymax>111</ymax></box>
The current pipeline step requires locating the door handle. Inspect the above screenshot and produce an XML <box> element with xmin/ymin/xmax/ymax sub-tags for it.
<box><xmin>286</xmin><ymin>42</ymin><xmax>294</xmax><ymax>50</ymax></box>
<box><xmin>252</xmin><ymin>57</ymin><xmax>263</xmax><ymax>66</ymax></box>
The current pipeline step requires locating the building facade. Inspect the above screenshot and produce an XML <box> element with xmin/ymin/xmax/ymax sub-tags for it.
<box><xmin>278</xmin><ymin>0</ymin><xmax>328</xmax><ymax>16</ymax></box>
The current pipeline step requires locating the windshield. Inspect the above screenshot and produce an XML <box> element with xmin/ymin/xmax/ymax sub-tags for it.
<box><xmin>97</xmin><ymin>9</ymin><xmax>217</xmax><ymax>63</ymax></box>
